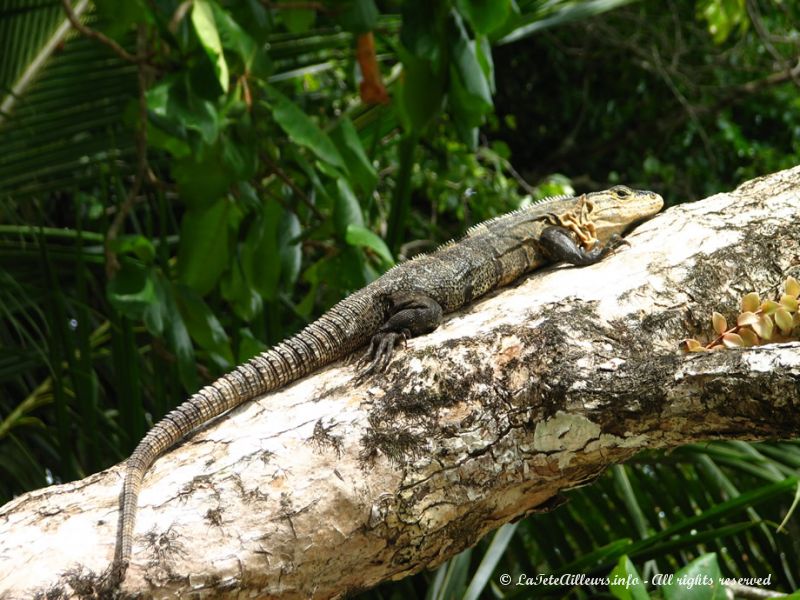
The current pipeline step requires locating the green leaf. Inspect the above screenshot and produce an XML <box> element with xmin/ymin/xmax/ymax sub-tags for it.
<box><xmin>175</xmin><ymin>284</ymin><xmax>234</xmax><ymax>366</ymax></box>
<box><xmin>241</xmin><ymin>198</ymin><xmax>283</xmax><ymax>300</ymax></box>
<box><xmin>237</xmin><ymin>327</ymin><xmax>267</xmax><ymax>362</ymax></box>
<box><xmin>463</xmin><ymin>523</ymin><xmax>518</xmax><ymax>600</ymax></box>
<box><xmin>400</xmin><ymin>0</ymin><xmax>447</xmax><ymax>65</ymax></box>
<box><xmin>221</xmin><ymin>259</ymin><xmax>262</xmax><ymax>321</ymax></box>
<box><xmin>609</xmin><ymin>556</ymin><xmax>648</xmax><ymax>600</ymax></box>
<box><xmin>663</xmin><ymin>553</ymin><xmax>724</xmax><ymax>600</ymax></box>
<box><xmin>345</xmin><ymin>224</ymin><xmax>394</xmax><ymax>267</ymax></box>
<box><xmin>475</xmin><ymin>34</ymin><xmax>495</xmax><ymax>94</ymax></box>
<box><xmin>334</xmin><ymin>179</ymin><xmax>365</xmax><ymax>236</ymax></box>
<box><xmin>278</xmin><ymin>210</ymin><xmax>302</xmax><ymax>288</ymax></box>
<box><xmin>177</xmin><ymin>198</ymin><xmax>232</xmax><ymax>295</ymax></box>
<box><xmin>396</xmin><ymin>47</ymin><xmax>446</xmax><ymax>134</ymax></box>
<box><xmin>497</xmin><ymin>0</ymin><xmax>637</xmax><ymax>45</ymax></box>
<box><xmin>697</xmin><ymin>0</ymin><xmax>748</xmax><ymax>44</ymax></box>
<box><xmin>192</xmin><ymin>0</ymin><xmax>229</xmax><ymax>93</ymax></box>
<box><xmin>449</xmin><ymin>13</ymin><xmax>493</xmax><ymax>114</ymax></box>
<box><xmin>108</xmin><ymin>235</ymin><xmax>156</xmax><ymax>263</ymax></box>
<box><xmin>210</xmin><ymin>1</ymin><xmax>257</xmax><ymax>68</ymax></box>
<box><xmin>447</xmin><ymin>11</ymin><xmax>493</xmax><ymax>144</ymax></box>
<box><xmin>220</xmin><ymin>131</ymin><xmax>257</xmax><ymax>180</ymax></box>
<box><xmin>263</xmin><ymin>87</ymin><xmax>347</xmax><ymax>172</ymax></box>
<box><xmin>148</xmin><ymin>77</ymin><xmax>221</xmax><ymax>146</ymax></box>
<box><xmin>311</xmin><ymin>247</ymin><xmax>368</xmax><ymax>294</ymax></box>
<box><xmin>163</xmin><ymin>282</ymin><xmax>199</xmax><ymax>392</ymax></box>
<box><xmin>454</xmin><ymin>0</ymin><xmax>511</xmax><ymax>35</ymax></box>
<box><xmin>146</xmin><ymin>122</ymin><xmax>192</xmax><ymax>158</ymax></box>
<box><xmin>282</xmin><ymin>9</ymin><xmax>316</xmax><ymax>33</ymax></box>
<box><xmin>331</xmin><ymin>118</ymin><xmax>377</xmax><ymax>194</ymax></box>
<box><xmin>449</xmin><ymin>65</ymin><xmax>480</xmax><ymax>146</ymax></box>
<box><xmin>93</xmin><ymin>0</ymin><xmax>147</xmax><ymax>39</ymax></box>
<box><xmin>288</xmin><ymin>147</ymin><xmax>334</xmax><ymax>209</ymax></box>
<box><xmin>173</xmin><ymin>149</ymin><xmax>233</xmax><ymax>209</ymax></box>
<box><xmin>430</xmin><ymin>548</ymin><xmax>472</xmax><ymax>600</ymax></box>
<box><xmin>106</xmin><ymin>260</ymin><xmax>157</xmax><ymax>322</ymax></box>
<box><xmin>337</xmin><ymin>0</ymin><xmax>379</xmax><ymax>34</ymax></box>
<box><xmin>142</xmin><ymin>273</ymin><xmax>168</xmax><ymax>337</ymax></box>
<box><xmin>106</xmin><ymin>258</ymin><xmax>167</xmax><ymax>336</ymax></box>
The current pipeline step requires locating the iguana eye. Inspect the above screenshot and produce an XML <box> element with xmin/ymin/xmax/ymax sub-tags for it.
<box><xmin>614</xmin><ymin>186</ymin><xmax>631</xmax><ymax>198</ymax></box>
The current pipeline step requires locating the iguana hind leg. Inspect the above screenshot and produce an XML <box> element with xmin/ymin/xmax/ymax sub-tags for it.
<box><xmin>360</xmin><ymin>292</ymin><xmax>443</xmax><ymax>375</ymax></box>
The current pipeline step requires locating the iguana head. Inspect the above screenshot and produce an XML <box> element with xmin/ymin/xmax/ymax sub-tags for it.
<box><xmin>586</xmin><ymin>185</ymin><xmax>664</xmax><ymax>239</ymax></box>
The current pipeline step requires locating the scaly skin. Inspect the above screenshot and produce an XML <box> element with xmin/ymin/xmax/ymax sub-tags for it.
<box><xmin>108</xmin><ymin>185</ymin><xmax>663</xmax><ymax>589</ymax></box>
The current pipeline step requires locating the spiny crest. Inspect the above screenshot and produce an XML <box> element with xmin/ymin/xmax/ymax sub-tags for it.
<box><xmin>465</xmin><ymin>192</ymin><xmax>576</xmax><ymax>234</ymax></box>
<box><xmin>432</xmin><ymin>239</ymin><xmax>457</xmax><ymax>253</ymax></box>
<box><xmin>385</xmin><ymin>192</ymin><xmax>578</xmax><ymax>267</ymax></box>
<box><xmin>465</xmin><ymin>223</ymin><xmax>489</xmax><ymax>236</ymax></box>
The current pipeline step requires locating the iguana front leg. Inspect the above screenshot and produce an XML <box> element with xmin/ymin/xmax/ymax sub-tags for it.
<box><xmin>361</xmin><ymin>292</ymin><xmax>443</xmax><ymax>374</ymax></box>
<box><xmin>545</xmin><ymin>194</ymin><xmax>599</xmax><ymax>250</ymax></box>
<box><xmin>540</xmin><ymin>226</ymin><xmax>626</xmax><ymax>266</ymax></box>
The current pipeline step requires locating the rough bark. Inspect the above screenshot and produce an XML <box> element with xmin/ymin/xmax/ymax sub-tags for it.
<box><xmin>2</xmin><ymin>167</ymin><xmax>800</xmax><ymax>599</ymax></box>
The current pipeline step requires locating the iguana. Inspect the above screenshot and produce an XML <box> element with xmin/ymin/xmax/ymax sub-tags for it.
<box><xmin>108</xmin><ymin>185</ymin><xmax>663</xmax><ymax>588</ymax></box>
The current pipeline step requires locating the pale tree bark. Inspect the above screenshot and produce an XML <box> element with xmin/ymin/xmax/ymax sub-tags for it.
<box><xmin>2</xmin><ymin>167</ymin><xmax>800</xmax><ymax>599</ymax></box>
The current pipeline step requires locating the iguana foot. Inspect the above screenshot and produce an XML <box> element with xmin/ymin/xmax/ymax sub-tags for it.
<box><xmin>358</xmin><ymin>330</ymin><xmax>408</xmax><ymax>377</ymax></box>
<box><xmin>356</xmin><ymin>292</ymin><xmax>443</xmax><ymax>378</ymax></box>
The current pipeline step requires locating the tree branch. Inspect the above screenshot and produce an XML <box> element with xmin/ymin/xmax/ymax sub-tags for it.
<box><xmin>2</xmin><ymin>167</ymin><xmax>800</xmax><ymax>598</ymax></box>
<box><xmin>60</xmin><ymin>0</ymin><xmax>139</xmax><ymax>64</ymax></box>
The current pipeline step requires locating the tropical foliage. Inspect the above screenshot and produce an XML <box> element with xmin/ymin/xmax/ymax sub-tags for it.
<box><xmin>1</xmin><ymin>0</ymin><xmax>799</xmax><ymax>596</ymax></box>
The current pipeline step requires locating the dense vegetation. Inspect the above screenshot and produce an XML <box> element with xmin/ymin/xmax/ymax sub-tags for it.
<box><xmin>2</xmin><ymin>0</ymin><xmax>800</xmax><ymax>596</ymax></box>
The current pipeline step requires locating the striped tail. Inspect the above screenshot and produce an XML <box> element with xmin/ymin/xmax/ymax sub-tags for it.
<box><xmin>110</xmin><ymin>294</ymin><xmax>378</xmax><ymax>585</ymax></box>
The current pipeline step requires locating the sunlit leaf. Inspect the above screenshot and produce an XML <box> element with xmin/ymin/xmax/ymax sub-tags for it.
<box><xmin>761</xmin><ymin>299</ymin><xmax>779</xmax><ymax>315</ymax></box>
<box><xmin>779</xmin><ymin>294</ymin><xmax>798</xmax><ymax>312</ymax></box>
<box><xmin>609</xmin><ymin>556</ymin><xmax>648</xmax><ymax>600</ymax></box>
<box><xmin>775</xmin><ymin>308</ymin><xmax>793</xmax><ymax>335</ymax></box>
<box><xmin>736</xmin><ymin>311</ymin><xmax>757</xmax><ymax>326</ymax></box>
<box><xmin>785</xmin><ymin>276</ymin><xmax>800</xmax><ymax>298</ymax></box>
<box><xmin>683</xmin><ymin>338</ymin><xmax>705</xmax><ymax>352</ymax></box>
<box><xmin>663</xmin><ymin>553</ymin><xmax>722</xmax><ymax>599</ymax></box>
<box><xmin>334</xmin><ymin>179</ymin><xmax>365</xmax><ymax>235</ymax></box>
<box><xmin>192</xmin><ymin>0</ymin><xmax>229</xmax><ymax>92</ymax></box>
<box><xmin>752</xmin><ymin>314</ymin><xmax>774</xmax><ymax>340</ymax></box>
<box><xmin>497</xmin><ymin>0</ymin><xmax>637</xmax><ymax>45</ymax></box>
<box><xmin>739</xmin><ymin>329</ymin><xmax>760</xmax><ymax>347</ymax></box>
<box><xmin>345</xmin><ymin>224</ymin><xmax>394</xmax><ymax>267</ymax></box>
<box><xmin>697</xmin><ymin>0</ymin><xmax>748</xmax><ymax>44</ymax></box>
<box><xmin>741</xmin><ymin>291</ymin><xmax>760</xmax><ymax>313</ymax></box>
<box><xmin>722</xmin><ymin>332</ymin><xmax>743</xmax><ymax>348</ymax></box>
<box><xmin>712</xmin><ymin>311</ymin><xmax>727</xmax><ymax>335</ymax></box>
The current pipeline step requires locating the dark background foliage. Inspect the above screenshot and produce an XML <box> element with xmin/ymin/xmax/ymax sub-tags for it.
<box><xmin>1</xmin><ymin>0</ymin><xmax>800</xmax><ymax>596</ymax></box>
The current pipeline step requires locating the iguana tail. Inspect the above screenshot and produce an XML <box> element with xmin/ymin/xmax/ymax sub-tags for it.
<box><xmin>111</xmin><ymin>292</ymin><xmax>379</xmax><ymax>585</ymax></box>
